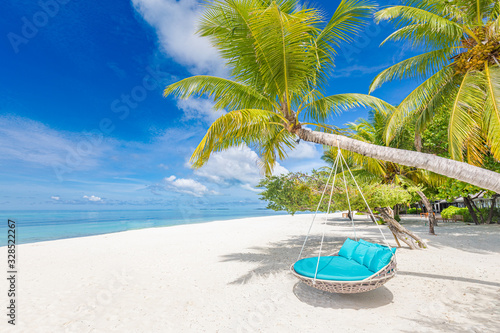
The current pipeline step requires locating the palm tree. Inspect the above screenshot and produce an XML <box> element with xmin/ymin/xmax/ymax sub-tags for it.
<box><xmin>323</xmin><ymin>112</ymin><xmax>443</xmax><ymax>235</ymax></box>
<box><xmin>164</xmin><ymin>0</ymin><xmax>500</xmax><ymax>193</ymax></box>
<box><xmin>370</xmin><ymin>0</ymin><xmax>500</xmax><ymax>167</ymax></box>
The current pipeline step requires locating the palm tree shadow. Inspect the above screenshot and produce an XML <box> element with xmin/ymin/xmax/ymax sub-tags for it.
<box><xmin>398</xmin><ymin>271</ymin><xmax>500</xmax><ymax>288</ymax></box>
<box><xmin>220</xmin><ymin>235</ymin><xmax>343</xmax><ymax>284</ymax></box>
<box><xmin>293</xmin><ymin>282</ymin><xmax>394</xmax><ymax>309</ymax></box>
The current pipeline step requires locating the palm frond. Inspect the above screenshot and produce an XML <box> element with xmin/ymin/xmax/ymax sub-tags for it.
<box><xmin>303</xmin><ymin>93</ymin><xmax>394</xmax><ymax>123</ymax></box>
<box><xmin>383</xmin><ymin>67</ymin><xmax>455</xmax><ymax>143</ymax></box>
<box><xmin>164</xmin><ymin>75</ymin><xmax>277</xmax><ymax>111</ymax></box>
<box><xmin>374</xmin><ymin>5</ymin><xmax>464</xmax><ymax>39</ymax></box>
<box><xmin>313</xmin><ymin>0</ymin><xmax>376</xmax><ymax>84</ymax></box>
<box><xmin>190</xmin><ymin>108</ymin><xmax>281</xmax><ymax>168</ymax></box>
<box><xmin>448</xmin><ymin>71</ymin><xmax>486</xmax><ymax>161</ymax></box>
<box><xmin>257</xmin><ymin>128</ymin><xmax>297</xmax><ymax>175</ymax></box>
<box><xmin>250</xmin><ymin>2</ymin><xmax>321</xmax><ymax>102</ymax></box>
<box><xmin>493</xmin><ymin>0</ymin><xmax>500</xmax><ymax>20</ymax></box>
<box><xmin>369</xmin><ymin>48</ymin><xmax>457</xmax><ymax>92</ymax></box>
<box><xmin>483</xmin><ymin>64</ymin><xmax>500</xmax><ymax>160</ymax></box>
<box><xmin>381</xmin><ymin>23</ymin><xmax>460</xmax><ymax>50</ymax></box>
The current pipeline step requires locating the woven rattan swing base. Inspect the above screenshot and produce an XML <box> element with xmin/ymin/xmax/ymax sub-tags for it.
<box><xmin>290</xmin><ymin>252</ymin><xmax>397</xmax><ymax>294</ymax></box>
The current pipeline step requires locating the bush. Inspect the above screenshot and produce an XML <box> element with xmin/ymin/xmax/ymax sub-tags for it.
<box><xmin>441</xmin><ymin>206</ymin><xmax>462</xmax><ymax>219</ymax></box>
<box><xmin>442</xmin><ymin>206</ymin><xmax>500</xmax><ymax>223</ymax></box>
<box><xmin>407</xmin><ymin>208</ymin><xmax>422</xmax><ymax>214</ymax></box>
<box><xmin>355</xmin><ymin>212</ymin><xmax>364</xmax><ymax>215</ymax></box>
<box><xmin>441</xmin><ymin>206</ymin><xmax>470</xmax><ymax>221</ymax></box>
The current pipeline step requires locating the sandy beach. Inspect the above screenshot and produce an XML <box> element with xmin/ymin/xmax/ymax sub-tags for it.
<box><xmin>2</xmin><ymin>213</ymin><xmax>499</xmax><ymax>332</ymax></box>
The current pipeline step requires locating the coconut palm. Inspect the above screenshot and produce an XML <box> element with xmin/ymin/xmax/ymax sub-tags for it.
<box><xmin>164</xmin><ymin>0</ymin><xmax>500</xmax><ymax>192</ymax></box>
<box><xmin>370</xmin><ymin>0</ymin><xmax>500</xmax><ymax>166</ymax></box>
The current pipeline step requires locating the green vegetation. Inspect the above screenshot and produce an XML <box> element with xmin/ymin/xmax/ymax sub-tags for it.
<box><xmin>441</xmin><ymin>206</ymin><xmax>466</xmax><ymax>219</ymax></box>
<box><xmin>258</xmin><ymin>171</ymin><xmax>416</xmax><ymax>215</ymax></box>
<box><xmin>407</xmin><ymin>208</ymin><xmax>423</xmax><ymax>214</ymax></box>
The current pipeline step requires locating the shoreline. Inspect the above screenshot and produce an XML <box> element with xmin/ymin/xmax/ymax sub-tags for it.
<box><xmin>0</xmin><ymin>209</ymin><xmax>291</xmax><ymax>247</ymax></box>
<box><xmin>1</xmin><ymin>213</ymin><xmax>499</xmax><ymax>332</ymax></box>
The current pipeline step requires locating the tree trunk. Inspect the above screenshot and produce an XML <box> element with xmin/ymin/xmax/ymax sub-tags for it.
<box><xmin>416</xmin><ymin>190</ymin><xmax>436</xmax><ymax>235</ymax></box>
<box><xmin>486</xmin><ymin>195</ymin><xmax>498</xmax><ymax>224</ymax></box>
<box><xmin>470</xmin><ymin>199</ymin><xmax>485</xmax><ymax>224</ymax></box>
<box><xmin>463</xmin><ymin>196</ymin><xmax>479</xmax><ymax>225</ymax></box>
<box><xmin>415</xmin><ymin>132</ymin><xmax>423</xmax><ymax>152</ymax></box>
<box><xmin>295</xmin><ymin>128</ymin><xmax>500</xmax><ymax>193</ymax></box>
<box><xmin>376</xmin><ymin>207</ymin><xmax>427</xmax><ymax>250</ymax></box>
<box><xmin>394</xmin><ymin>204</ymin><xmax>400</xmax><ymax>217</ymax></box>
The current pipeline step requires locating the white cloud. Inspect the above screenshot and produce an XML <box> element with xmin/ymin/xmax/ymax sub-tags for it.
<box><xmin>194</xmin><ymin>145</ymin><xmax>288</xmax><ymax>190</ymax></box>
<box><xmin>331</xmin><ymin>64</ymin><xmax>389</xmax><ymax>78</ymax></box>
<box><xmin>240</xmin><ymin>184</ymin><xmax>261</xmax><ymax>193</ymax></box>
<box><xmin>177</xmin><ymin>98</ymin><xmax>225</xmax><ymax>123</ymax></box>
<box><xmin>132</xmin><ymin>0</ymin><xmax>224</xmax><ymax>75</ymax></box>
<box><xmin>286</xmin><ymin>141</ymin><xmax>320</xmax><ymax>159</ymax></box>
<box><xmin>51</xmin><ymin>196</ymin><xmax>60</xmax><ymax>201</ymax></box>
<box><xmin>0</xmin><ymin>115</ymin><xmax>114</xmax><ymax>173</ymax></box>
<box><xmin>83</xmin><ymin>195</ymin><xmax>102</xmax><ymax>202</ymax></box>
<box><xmin>163</xmin><ymin>175</ymin><xmax>212</xmax><ymax>197</ymax></box>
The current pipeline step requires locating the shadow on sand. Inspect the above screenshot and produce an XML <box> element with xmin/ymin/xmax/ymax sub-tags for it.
<box><xmin>293</xmin><ymin>282</ymin><xmax>393</xmax><ymax>309</ymax></box>
<box><xmin>398</xmin><ymin>271</ymin><xmax>500</xmax><ymax>288</ymax></box>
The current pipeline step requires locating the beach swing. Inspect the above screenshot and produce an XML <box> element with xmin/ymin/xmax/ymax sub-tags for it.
<box><xmin>290</xmin><ymin>147</ymin><xmax>397</xmax><ymax>294</ymax></box>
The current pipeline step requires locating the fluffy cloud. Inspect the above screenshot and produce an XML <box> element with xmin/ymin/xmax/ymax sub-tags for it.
<box><xmin>176</xmin><ymin>98</ymin><xmax>225</xmax><ymax>123</ymax></box>
<box><xmin>50</xmin><ymin>196</ymin><xmax>60</xmax><ymax>201</ymax></box>
<box><xmin>286</xmin><ymin>140</ymin><xmax>320</xmax><ymax>159</ymax></box>
<box><xmin>163</xmin><ymin>175</ymin><xmax>212</xmax><ymax>197</ymax></box>
<box><xmin>194</xmin><ymin>145</ymin><xmax>288</xmax><ymax>190</ymax></box>
<box><xmin>83</xmin><ymin>195</ymin><xmax>102</xmax><ymax>202</ymax></box>
<box><xmin>132</xmin><ymin>0</ymin><xmax>224</xmax><ymax>75</ymax></box>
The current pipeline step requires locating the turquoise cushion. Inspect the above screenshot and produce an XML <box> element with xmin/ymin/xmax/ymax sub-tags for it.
<box><xmin>338</xmin><ymin>238</ymin><xmax>359</xmax><ymax>260</ymax></box>
<box><xmin>359</xmin><ymin>239</ymin><xmax>386</xmax><ymax>249</ymax></box>
<box><xmin>362</xmin><ymin>246</ymin><xmax>380</xmax><ymax>267</ymax></box>
<box><xmin>359</xmin><ymin>239</ymin><xmax>377</xmax><ymax>247</ymax></box>
<box><xmin>294</xmin><ymin>256</ymin><xmax>375</xmax><ymax>281</ymax></box>
<box><xmin>368</xmin><ymin>248</ymin><xmax>396</xmax><ymax>273</ymax></box>
<box><xmin>352</xmin><ymin>243</ymin><xmax>370</xmax><ymax>265</ymax></box>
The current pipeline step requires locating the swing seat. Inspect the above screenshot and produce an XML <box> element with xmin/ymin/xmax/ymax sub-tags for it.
<box><xmin>291</xmin><ymin>239</ymin><xmax>397</xmax><ymax>293</ymax></box>
<box><xmin>293</xmin><ymin>256</ymin><xmax>374</xmax><ymax>281</ymax></box>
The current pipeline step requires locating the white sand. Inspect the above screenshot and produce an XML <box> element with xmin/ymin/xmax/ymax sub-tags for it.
<box><xmin>1</xmin><ymin>213</ymin><xmax>499</xmax><ymax>333</ymax></box>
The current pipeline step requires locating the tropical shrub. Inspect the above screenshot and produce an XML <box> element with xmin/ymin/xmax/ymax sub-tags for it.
<box><xmin>440</xmin><ymin>206</ymin><xmax>471</xmax><ymax>221</ymax></box>
<box><xmin>441</xmin><ymin>206</ymin><xmax>462</xmax><ymax>219</ymax></box>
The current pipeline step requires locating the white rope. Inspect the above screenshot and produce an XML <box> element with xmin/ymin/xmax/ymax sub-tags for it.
<box><xmin>313</xmin><ymin>149</ymin><xmax>341</xmax><ymax>283</ymax></box>
<box><xmin>297</xmin><ymin>151</ymin><xmax>340</xmax><ymax>261</ymax></box>
<box><xmin>339</xmin><ymin>152</ymin><xmax>356</xmax><ymax>241</ymax></box>
<box><xmin>339</xmin><ymin>152</ymin><xmax>392</xmax><ymax>249</ymax></box>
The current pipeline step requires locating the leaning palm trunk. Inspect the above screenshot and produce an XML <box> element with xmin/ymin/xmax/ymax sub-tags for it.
<box><xmin>376</xmin><ymin>207</ymin><xmax>426</xmax><ymax>250</ymax></box>
<box><xmin>416</xmin><ymin>190</ymin><xmax>437</xmax><ymax>235</ymax></box>
<box><xmin>295</xmin><ymin>128</ymin><xmax>500</xmax><ymax>193</ymax></box>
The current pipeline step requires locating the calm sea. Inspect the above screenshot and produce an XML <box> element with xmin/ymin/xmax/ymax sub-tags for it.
<box><xmin>0</xmin><ymin>208</ymin><xmax>287</xmax><ymax>247</ymax></box>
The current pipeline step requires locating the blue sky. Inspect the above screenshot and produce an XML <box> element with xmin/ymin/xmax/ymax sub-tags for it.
<box><xmin>1</xmin><ymin>0</ymin><xmax>420</xmax><ymax>210</ymax></box>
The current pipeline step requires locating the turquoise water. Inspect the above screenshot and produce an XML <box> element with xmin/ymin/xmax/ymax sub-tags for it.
<box><xmin>0</xmin><ymin>209</ymin><xmax>287</xmax><ymax>247</ymax></box>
